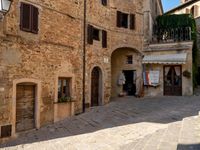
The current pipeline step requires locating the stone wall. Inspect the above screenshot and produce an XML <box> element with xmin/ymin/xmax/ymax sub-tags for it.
<box><xmin>143</xmin><ymin>0</ymin><xmax>163</xmax><ymax>44</ymax></box>
<box><xmin>196</xmin><ymin>17</ymin><xmax>200</xmax><ymax>66</ymax></box>
<box><xmin>0</xmin><ymin>0</ymin><xmax>83</xmax><ymax>135</ymax></box>
<box><xmin>85</xmin><ymin>0</ymin><xmax>144</xmax><ymax>105</ymax></box>
<box><xmin>0</xmin><ymin>0</ymin><xmax>149</xmax><ymax>139</ymax></box>
<box><xmin>143</xmin><ymin>41</ymin><xmax>193</xmax><ymax>96</ymax></box>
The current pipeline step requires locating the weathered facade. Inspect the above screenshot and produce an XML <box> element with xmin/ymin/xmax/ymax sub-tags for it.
<box><xmin>0</xmin><ymin>0</ymin><xmax>154</xmax><ymax>141</ymax></box>
<box><xmin>0</xmin><ymin>0</ymin><xmax>194</xmax><ymax>143</ymax></box>
<box><xmin>0</xmin><ymin>0</ymin><xmax>83</xmax><ymax>141</ymax></box>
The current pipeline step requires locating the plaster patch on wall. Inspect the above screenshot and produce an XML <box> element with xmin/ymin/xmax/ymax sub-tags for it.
<box><xmin>2</xmin><ymin>48</ymin><xmax>22</xmax><ymax>65</ymax></box>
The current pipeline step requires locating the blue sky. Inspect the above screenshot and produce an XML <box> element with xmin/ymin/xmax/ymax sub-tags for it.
<box><xmin>162</xmin><ymin>0</ymin><xmax>181</xmax><ymax>12</ymax></box>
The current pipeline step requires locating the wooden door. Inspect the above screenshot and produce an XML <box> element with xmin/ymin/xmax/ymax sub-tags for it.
<box><xmin>164</xmin><ymin>66</ymin><xmax>182</xmax><ymax>96</ymax></box>
<box><xmin>91</xmin><ymin>67</ymin><xmax>100</xmax><ymax>106</ymax></box>
<box><xmin>16</xmin><ymin>84</ymin><xmax>36</xmax><ymax>132</ymax></box>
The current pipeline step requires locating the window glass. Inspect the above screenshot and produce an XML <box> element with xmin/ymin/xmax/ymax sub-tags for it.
<box><xmin>58</xmin><ymin>78</ymin><xmax>71</xmax><ymax>99</ymax></box>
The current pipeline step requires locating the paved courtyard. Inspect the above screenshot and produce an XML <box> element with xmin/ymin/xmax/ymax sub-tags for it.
<box><xmin>1</xmin><ymin>96</ymin><xmax>200</xmax><ymax>150</ymax></box>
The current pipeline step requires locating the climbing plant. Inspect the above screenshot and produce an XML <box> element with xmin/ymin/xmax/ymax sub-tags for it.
<box><xmin>156</xmin><ymin>14</ymin><xmax>199</xmax><ymax>87</ymax></box>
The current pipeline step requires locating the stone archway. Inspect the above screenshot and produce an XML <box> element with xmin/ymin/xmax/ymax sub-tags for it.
<box><xmin>91</xmin><ymin>67</ymin><xmax>103</xmax><ymax>107</ymax></box>
<box><xmin>111</xmin><ymin>47</ymin><xmax>143</xmax><ymax>97</ymax></box>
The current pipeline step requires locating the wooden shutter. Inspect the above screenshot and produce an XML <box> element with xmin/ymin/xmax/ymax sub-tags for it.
<box><xmin>130</xmin><ymin>14</ymin><xmax>135</xmax><ymax>30</ymax></box>
<box><xmin>102</xmin><ymin>0</ymin><xmax>107</xmax><ymax>6</ymax></box>
<box><xmin>31</xmin><ymin>6</ymin><xmax>39</xmax><ymax>33</ymax></box>
<box><xmin>117</xmin><ymin>11</ymin><xmax>122</xmax><ymax>27</ymax></box>
<box><xmin>87</xmin><ymin>24</ymin><xmax>93</xmax><ymax>44</ymax></box>
<box><xmin>102</xmin><ymin>30</ymin><xmax>107</xmax><ymax>48</ymax></box>
<box><xmin>20</xmin><ymin>3</ymin><xmax>31</xmax><ymax>31</ymax></box>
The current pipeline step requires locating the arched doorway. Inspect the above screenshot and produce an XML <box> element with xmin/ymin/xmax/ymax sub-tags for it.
<box><xmin>111</xmin><ymin>47</ymin><xmax>142</xmax><ymax>97</ymax></box>
<box><xmin>91</xmin><ymin>67</ymin><xmax>102</xmax><ymax>107</ymax></box>
<box><xmin>16</xmin><ymin>83</ymin><xmax>36</xmax><ymax>132</ymax></box>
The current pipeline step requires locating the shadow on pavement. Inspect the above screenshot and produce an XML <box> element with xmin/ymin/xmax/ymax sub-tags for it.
<box><xmin>177</xmin><ymin>143</ymin><xmax>200</xmax><ymax>150</ymax></box>
<box><xmin>1</xmin><ymin>96</ymin><xmax>200</xmax><ymax>148</ymax></box>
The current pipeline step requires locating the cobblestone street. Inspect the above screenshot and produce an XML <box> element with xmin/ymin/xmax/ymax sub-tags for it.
<box><xmin>1</xmin><ymin>96</ymin><xmax>200</xmax><ymax>150</ymax></box>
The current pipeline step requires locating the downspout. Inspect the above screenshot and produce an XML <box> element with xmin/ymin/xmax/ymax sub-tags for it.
<box><xmin>82</xmin><ymin>0</ymin><xmax>86</xmax><ymax>113</ymax></box>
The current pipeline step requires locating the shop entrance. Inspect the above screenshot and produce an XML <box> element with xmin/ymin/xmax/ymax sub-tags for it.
<box><xmin>164</xmin><ymin>66</ymin><xmax>182</xmax><ymax>96</ymax></box>
<box><xmin>123</xmin><ymin>70</ymin><xmax>136</xmax><ymax>96</ymax></box>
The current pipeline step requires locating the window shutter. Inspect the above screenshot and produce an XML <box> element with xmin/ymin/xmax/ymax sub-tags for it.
<box><xmin>117</xmin><ymin>11</ymin><xmax>122</xmax><ymax>27</ymax></box>
<box><xmin>20</xmin><ymin>3</ymin><xmax>31</xmax><ymax>31</ymax></box>
<box><xmin>31</xmin><ymin>6</ymin><xmax>39</xmax><ymax>33</ymax></box>
<box><xmin>130</xmin><ymin>14</ymin><xmax>135</xmax><ymax>30</ymax></box>
<box><xmin>102</xmin><ymin>30</ymin><xmax>107</xmax><ymax>48</ymax></box>
<box><xmin>102</xmin><ymin>0</ymin><xmax>107</xmax><ymax>6</ymax></box>
<box><xmin>87</xmin><ymin>24</ymin><xmax>93</xmax><ymax>44</ymax></box>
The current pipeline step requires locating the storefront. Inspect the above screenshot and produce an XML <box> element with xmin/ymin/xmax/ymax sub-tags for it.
<box><xmin>142</xmin><ymin>42</ymin><xmax>193</xmax><ymax>97</ymax></box>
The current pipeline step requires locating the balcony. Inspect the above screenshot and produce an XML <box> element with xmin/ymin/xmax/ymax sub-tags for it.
<box><xmin>151</xmin><ymin>27</ymin><xmax>192</xmax><ymax>44</ymax></box>
<box><xmin>150</xmin><ymin>14</ymin><xmax>195</xmax><ymax>44</ymax></box>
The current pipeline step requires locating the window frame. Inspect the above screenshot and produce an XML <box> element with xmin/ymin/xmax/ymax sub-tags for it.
<box><xmin>101</xmin><ymin>0</ymin><xmax>107</xmax><ymax>6</ymax></box>
<box><xmin>20</xmin><ymin>2</ymin><xmax>39</xmax><ymax>34</ymax></box>
<box><xmin>93</xmin><ymin>27</ymin><xmax>100</xmax><ymax>41</ymax></box>
<box><xmin>117</xmin><ymin>11</ymin><xmax>135</xmax><ymax>30</ymax></box>
<box><xmin>58</xmin><ymin>77</ymin><xmax>72</xmax><ymax>99</ymax></box>
<box><xmin>126</xmin><ymin>55</ymin><xmax>133</xmax><ymax>64</ymax></box>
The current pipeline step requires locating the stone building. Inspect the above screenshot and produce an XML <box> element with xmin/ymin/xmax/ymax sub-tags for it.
<box><xmin>0</xmin><ymin>0</ymin><xmax>83</xmax><ymax>141</ymax></box>
<box><xmin>166</xmin><ymin>0</ymin><xmax>200</xmax><ymax>85</ymax></box>
<box><xmin>0</xmin><ymin>0</ymin><xmax>164</xmax><ymax>141</ymax></box>
<box><xmin>0</xmin><ymin>0</ymin><xmax>193</xmax><ymax>142</ymax></box>
<box><xmin>142</xmin><ymin>0</ymin><xmax>194</xmax><ymax>96</ymax></box>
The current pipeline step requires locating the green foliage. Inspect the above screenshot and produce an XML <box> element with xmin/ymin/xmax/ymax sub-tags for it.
<box><xmin>156</xmin><ymin>14</ymin><xmax>199</xmax><ymax>88</ymax></box>
<box><xmin>58</xmin><ymin>96</ymin><xmax>72</xmax><ymax>103</ymax></box>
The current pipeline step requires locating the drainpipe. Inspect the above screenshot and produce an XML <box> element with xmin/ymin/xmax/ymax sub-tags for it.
<box><xmin>82</xmin><ymin>0</ymin><xmax>87</xmax><ymax>113</ymax></box>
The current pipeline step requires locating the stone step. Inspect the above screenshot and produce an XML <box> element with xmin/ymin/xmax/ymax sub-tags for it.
<box><xmin>142</xmin><ymin>129</ymin><xmax>166</xmax><ymax>150</ymax></box>
<box><xmin>132</xmin><ymin>134</ymin><xmax>153</xmax><ymax>150</ymax></box>
<box><xmin>177</xmin><ymin>116</ymin><xmax>200</xmax><ymax>150</ymax></box>
<box><xmin>158</xmin><ymin>121</ymin><xmax>182</xmax><ymax>150</ymax></box>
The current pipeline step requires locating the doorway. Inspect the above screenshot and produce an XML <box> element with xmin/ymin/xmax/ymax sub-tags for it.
<box><xmin>123</xmin><ymin>70</ymin><xmax>136</xmax><ymax>96</ymax></box>
<box><xmin>197</xmin><ymin>67</ymin><xmax>200</xmax><ymax>85</ymax></box>
<box><xmin>164</xmin><ymin>66</ymin><xmax>182</xmax><ymax>96</ymax></box>
<box><xmin>16</xmin><ymin>84</ymin><xmax>36</xmax><ymax>132</ymax></box>
<box><xmin>91</xmin><ymin>67</ymin><xmax>102</xmax><ymax>107</ymax></box>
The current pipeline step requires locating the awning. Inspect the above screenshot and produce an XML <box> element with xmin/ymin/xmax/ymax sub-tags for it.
<box><xmin>142</xmin><ymin>53</ymin><xmax>187</xmax><ymax>64</ymax></box>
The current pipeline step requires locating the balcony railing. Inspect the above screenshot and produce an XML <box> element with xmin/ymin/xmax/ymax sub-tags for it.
<box><xmin>151</xmin><ymin>27</ymin><xmax>192</xmax><ymax>44</ymax></box>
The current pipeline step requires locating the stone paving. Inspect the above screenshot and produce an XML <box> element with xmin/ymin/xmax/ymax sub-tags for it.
<box><xmin>1</xmin><ymin>96</ymin><xmax>200</xmax><ymax>150</ymax></box>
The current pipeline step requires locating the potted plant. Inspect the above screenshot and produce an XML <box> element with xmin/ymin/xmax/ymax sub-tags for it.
<box><xmin>183</xmin><ymin>70</ymin><xmax>191</xmax><ymax>78</ymax></box>
<box><xmin>58</xmin><ymin>96</ymin><xmax>73</xmax><ymax>103</ymax></box>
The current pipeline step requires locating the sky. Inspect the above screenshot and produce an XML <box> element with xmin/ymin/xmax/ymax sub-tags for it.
<box><xmin>162</xmin><ymin>0</ymin><xmax>181</xmax><ymax>12</ymax></box>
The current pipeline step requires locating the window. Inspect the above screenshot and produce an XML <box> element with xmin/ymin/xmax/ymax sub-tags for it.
<box><xmin>121</xmin><ymin>13</ymin><xmax>128</xmax><ymax>28</ymax></box>
<box><xmin>93</xmin><ymin>28</ymin><xmax>100</xmax><ymax>41</ymax></box>
<box><xmin>58</xmin><ymin>78</ymin><xmax>71</xmax><ymax>99</ymax></box>
<box><xmin>117</xmin><ymin>11</ymin><xmax>135</xmax><ymax>30</ymax></box>
<box><xmin>87</xmin><ymin>24</ymin><xmax>107</xmax><ymax>48</ymax></box>
<box><xmin>20</xmin><ymin>3</ymin><xmax>39</xmax><ymax>34</ymax></box>
<box><xmin>126</xmin><ymin>55</ymin><xmax>133</xmax><ymax>64</ymax></box>
<box><xmin>101</xmin><ymin>0</ymin><xmax>107</xmax><ymax>6</ymax></box>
